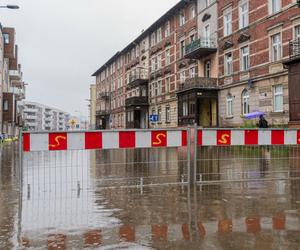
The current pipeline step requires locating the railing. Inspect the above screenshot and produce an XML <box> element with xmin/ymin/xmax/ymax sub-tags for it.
<box><xmin>96</xmin><ymin>110</ymin><xmax>110</xmax><ymax>116</ymax></box>
<box><xmin>99</xmin><ymin>92</ymin><xmax>109</xmax><ymax>99</ymax></box>
<box><xmin>179</xmin><ymin>77</ymin><xmax>218</xmax><ymax>91</ymax></box>
<box><xmin>125</xmin><ymin>96</ymin><xmax>148</xmax><ymax>107</ymax></box>
<box><xmin>289</xmin><ymin>39</ymin><xmax>300</xmax><ymax>59</ymax></box>
<box><xmin>185</xmin><ymin>37</ymin><xmax>217</xmax><ymax>56</ymax></box>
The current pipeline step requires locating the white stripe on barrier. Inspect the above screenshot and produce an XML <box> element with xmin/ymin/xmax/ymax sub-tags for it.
<box><xmin>136</xmin><ymin>131</ymin><xmax>151</xmax><ymax>148</ymax></box>
<box><xmin>31</xmin><ymin>134</ymin><xmax>48</xmax><ymax>151</ymax></box>
<box><xmin>232</xmin><ymin>130</ymin><xmax>244</xmax><ymax>146</ymax></box>
<box><xmin>203</xmin><ymin>130</ymin><xmax>216</xmax><ymax>146</ymax></box>
<box><xmin>285</xmin><ymin>130</ymin><xmax>297</xmax><ymax>145</ymax></box>
<box><xmin>102</xmin><ymin>132</ymin><xmax>119</xmax><ymax>149</ymax></box>
<box><xmin>68</xmin><ymin>133</ymin><xmax>85</xmax><ymax>150</ymax></box>
<box><xmin>258</xmin><ymin>131</ymin><xmax>271</xmax><ymax>145</ymax></box>
<box><xmin>167</xmin><ymin>131</ymin><xmax>181</xmax><ymax>147</ymax></box>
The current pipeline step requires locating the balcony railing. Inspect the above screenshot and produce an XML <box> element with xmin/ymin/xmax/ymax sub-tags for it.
<box><xmin>185</xmin><ymin>37</ymin><xmax>217</xmax><ymax>59</ymax></box>
<box><xmin>96</xmin><ymin>110</ymin><xmax>110</xmax><ymax>116</ymax></box>
<box><xmin>125</xmin><ymin>96</ymin><xmax>148</xmax><ymax>107</ymax></box>
<box><xmin>99</xmin><ymin>92</ymin><xmax>109</xmax><ymax>99</ymax></box>
<box><xmin>127</xmin><ymin>70</ymin><xmax>149</xmax><ymax>89</ymax></box>
<box><xmin>178</xmin><ymin>77</ymin><xmax>218</xmax><ymax>92</ymax></box>
<box><xmin>289</xmin><ymin>39</ymin><xmax>300</xmax><ymax>59</ymax></box>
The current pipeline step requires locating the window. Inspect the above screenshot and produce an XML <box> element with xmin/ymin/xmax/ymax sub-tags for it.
<box><xmin>242</xmin><ymin>89</ymin><xmax>250</xmax><ymax>115</ymax></box>
<box><xmin>157</xmin><ymin>80</ymin><xmax>162</xmax><ymax>95</ymax></box>
<box><xmin>165</xmin><ymin>77</ymin><xmax>170</xmax><ymax>93</ymax></box>
<box><xmin>189</xmin><ymin>101</ymin><xmax>196</xmax><ymax>115</ymax></box>
<box><xmin>241</xmin><ymin>46</ymin><xmax>249</xmax><ymax>71</ymax></box>
<box><xmin>271</xmin><ymin>33</ymin><xmax>281</xmax><ymax>62</ymax></box>
<box><xmin>183</xmin><ymin>102</ymin><xmax>188</xmax><ymax>116</ymax></box>
<box><xmin>270</xmin><ymin>0</ymin><xmax>281</xmax><ymax>14</ymax></box>
<box><xmin>180</xmin><ymin>71</ymin><xmax>185</xmax><ymax>83</ymax></box>
<box><xmin>166</xmin><ymin>106</ymin><xmax>171</xmax><ymax>123</ymax></box>
<box><xmin>151</xmin><ymin>57</ymin><xmax>157</xmax><ymax>72</ymax></box>
<box><xmin>190</xmin><ymin>33</ymin><xmax>195</xmax><ymax>43</ymax></box>
<box><xmin>157</xmin><ymin>28</ymin><xmax>162</xmax><ymax>43</ymax></box>
<box><xmin>205</xmin><ymin>0</ymin><xmax>211</xmax><ymax>8</ymax></box>
<box><xmin>224</xmin><ymin>52</ymin><xmax>233</xmax><ymax>75</ymax></box>
<box><xmin>204</xmin><ymin>61</ymin><xmax>211</xmax><ymax>78</ymax></box>
<box><xmin>190</xmin><ymin>6</ymin><xmax>196</xmax><ymax>19</ymax></box>
<box><xmin>3</xmin><ymin>100</ymin><xmax>8</xmax><ymax>111</ymax></box>
<box><xmin>151</xmin><ymin>32</ymin><xmax>156</xmax><ymax>46</ymax></box>
<box><xmin>166</xmin><ymin>49</ymin><xmax>171</xmax><ymax>65</ymax></box>
<box><xmin>204</xmin><ymin>24</ymin><xmax>210</xmax><ymax>39</ymax></box>
<box><xmin>157</xmin><ymin>107</ymin><xmax>162</xmax><ymax>122</ymax></box>
<box><xmin>180</xmin><ymin>40</ymin><xmax>185</xmax><ymax>58</ymax></box>
<box><xmin>223</xmin><ymin>8</ymin><xmax>232</xmax><ymax>36</ymax></box>
<box><xmin>179</xmin><ymin>11</ymin><xmax>185</xmax><ymax>26</ymax></box>
<box><xmin>189</xmin><ymin>67</ymin><xmax>196</xmax><ymax>78</ymax></box>
<box><xmin>226</xmin><ymin>94</ymin><xmax>233</xmax><ymax>117</ymax></box>
<box><xmin>273</xmin><ymin>85</ymin><xmax>283</xmax><ymax>112</ymax></box>
<box><xmin>165</xmin><ymin>21</ymin><xmax>170</xmax><ymax>37</ymax></box>
<box><xmin>152</xmin><ymin>108</ymin><xmax>155</xmax><ymax>115</ymax></box>
<box><xmin>239</xmin><ymin>1</ymin><xmax>249</xmax><ymax>29</ymax></box>
<box><xmin>3</xmin><ymin>33</ymin><xmax>9</xmax><ymax>44</ymax></box>
<box><xmin>295</xmin><ymin>25</ymin><xmax>300</xmax><ymax>39</ymax></box>
<box><xmin>157</xmin><ymin>54</ymin><xmax>162</xmax><ymax>69</ymax></box>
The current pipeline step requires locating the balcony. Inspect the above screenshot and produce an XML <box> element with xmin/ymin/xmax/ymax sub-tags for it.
<box><xmin>178</xmin><ymin>77</ymin><xmax>218</xmax><ymax>93</ymax></box>
<box><xmin>126</xmin><ymin>70</ymin><xmax>148</xmax><ymax>90</ymax></box>
<box><xmin>96</xmin><ymin>110</ymin><xmax>110</xmax><ymax>117</ymax></box>
<box><xmin>99</xmin><ymin>92</ymin><xmax>109</xmax><ymax>100</ymax></box>
<box><xmin>289</xmin><ymin>39</ymin><xmax>300</xmax><ymax>60</ymax></box>
<box><xmin>125</xmin><ymin>96</ymin><xmax>148</xmax><ymax>107</ymax></box>
<box><xmin>185</xmin><ymin>37</ymin><xmax>217</xmax><ymax>59</ymax></box>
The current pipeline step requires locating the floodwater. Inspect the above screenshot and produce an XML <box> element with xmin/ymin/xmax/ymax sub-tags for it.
<box><xmin>1</xmin><ymin>143</ymin><xmax>300</xmax><ymax>249</ymax></box>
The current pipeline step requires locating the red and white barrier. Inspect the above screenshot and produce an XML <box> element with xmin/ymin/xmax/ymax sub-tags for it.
<box><xmin>22</xmin><ymin>130</ymin><xmax>188</xmax><ymax>152</ymax></box>
<box><xmin>198</xmin><ymin>129</ymin><xmax>300</xmax><ymax>146</ymax></box>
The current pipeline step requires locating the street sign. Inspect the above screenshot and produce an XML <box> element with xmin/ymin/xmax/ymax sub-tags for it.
<box><xmin>149</xmin><ymin>115</ymin><xmax>159</xmax><ymax>122</ymax></box>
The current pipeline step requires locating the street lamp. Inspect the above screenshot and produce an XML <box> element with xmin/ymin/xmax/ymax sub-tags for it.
<box><xmin>0</xmin><ymin>5</ymin><xmax>20</xmax><ymax>9</ymax></box>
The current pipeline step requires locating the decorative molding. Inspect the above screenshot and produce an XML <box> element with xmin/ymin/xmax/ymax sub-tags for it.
<box><xmin>202</xmin><ymin>13</ymin><xmax>211</xmax><ymax>22</ymax></box>
<box><xmin>222</xmin><ymin>40</ymin><xmax>234</xmax><ymax>50</ymax></box>
<box><xmin>237</xmin><ymin>33</ymin><xmax>250</xmax><ymax>44</ymax></box>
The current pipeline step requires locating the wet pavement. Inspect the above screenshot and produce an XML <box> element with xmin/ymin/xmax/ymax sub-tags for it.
<box><xmin>1</xmin><ymin>143</ymin><xmax>300</xmax><ymax>249</ymax></box>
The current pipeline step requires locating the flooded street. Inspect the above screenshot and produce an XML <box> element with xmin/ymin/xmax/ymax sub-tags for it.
<box><xmin>1</xmin><ymin>143</ymin><xmax>300</xmax><ymax>249</ymax></box>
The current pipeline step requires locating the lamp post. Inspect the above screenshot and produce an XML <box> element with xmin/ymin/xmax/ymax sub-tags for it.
<box><xmin>0</xmin><ymin>5</ymin><xmax>20</xmax><ymax>9</ymax></box>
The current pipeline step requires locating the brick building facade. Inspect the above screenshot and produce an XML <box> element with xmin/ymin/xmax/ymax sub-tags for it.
<box><xmin>92</xmin><ymin>0</ymin><xmax>300</xmax><ymax>129</ymax></box>
<box><xmin>218</xmin><ymin>0</ymin><xmax>300</xmax><ymax>127</ymax></box>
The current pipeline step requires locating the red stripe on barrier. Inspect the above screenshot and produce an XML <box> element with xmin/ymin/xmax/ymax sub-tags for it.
<box><xmin>198</xmin><ymin>130</ymin><xmax>203</xmax><ymax>145</ymax></box>
<box><xmin>119</xmin><ymin>131</ymin><xmax>136</xmax><ymax>148</ymax></box>
<box><xmin>119</xmin><ymin>225</ymin><xmax>135</xmax><ymax>242</ymax></box>
<box><xmin>271</xmin><ymin>130</ymin><xmax>284</xmax><ymax>145</ymax></box>
<box><xmin>244</xmin><ymin>130</ymin><xmax>258</xmax><ymax>145</ymax></box>
<box><xmin>182</xmin><ymin>130</ymin><xmax>187</xmax><ymax>146</ymax></box>
<box><xmin>217</xmin><ymin>130</ymin><xmax>231</xmax><ymax>146</ymax></box>
<box><xmin>297</xmin><ymin>131</ymin><xmax>300</xmax><ymax>145</ymax></box>
<box><xmin>84</xmin><ymin>230</ymin><xmax>102</xmax><ymax>247</ymax></box>
<box><xmin>152</xmin><ymin>224</ymin><xmax>168</xmax><ymax>240</ymax></box>
<box><xmin>151</xmin><ymin>131</ymin><xmax>167</xmax><ymax>147</ymax></box>
<box><xmin>182</xmin><ymin>223</ymin><xmax>190</xmax><ymax>240</ymax></box>
<box><xmin>49</xmin><ymin>133</ymin><xmax>67</xmax><ymax>151</ymax></box>
<box><xmin>246</xmin><ymin>217</ymin><xmax>261</xmax><ymax>234</ymax></box>
<box><xmin>85</xmin><ymin>132</ymin><xmax>102</xmax><ymax>149</ymax></box>
<box><xmin>23</xmin><ymin>134</ymin><xmax>30</xmax><ymax>152</ymax></box>
<box><xmin>273</xmin><ymin>213</ymin><xmax>286</xmax><ymax>230</ymax></box>
<box><xmin>198</xmin><ymin>222</ymin><xmax>206</xmax><ymax>238</ymax></box>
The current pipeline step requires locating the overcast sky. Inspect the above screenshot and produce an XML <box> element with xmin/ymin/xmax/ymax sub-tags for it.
<box><xmin>1</xmin><ymin>0</ymin><xmax>178</xmax><ymax>116</ymax></box>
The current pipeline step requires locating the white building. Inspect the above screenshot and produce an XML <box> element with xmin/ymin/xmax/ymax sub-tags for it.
<box><xmin>19</xmin><ymin>101</ymin><xmax>70</xmax><ymax>131</ymax></box>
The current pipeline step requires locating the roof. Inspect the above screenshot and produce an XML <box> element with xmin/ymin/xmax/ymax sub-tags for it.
<box><xmin>91</xmin><ymin>0</ymin><xmax>194</xmax><ymax>77</ymax></box>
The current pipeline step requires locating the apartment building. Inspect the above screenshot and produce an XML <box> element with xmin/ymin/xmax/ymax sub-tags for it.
<box><xmin>93</xmin><ymin>0</ymin><xmax>300</xmax><ymax>129</ymax></box>
<box><xmin>2</xmin><ymin>27</ymin><xmax>26</xmax><ymax>136</ymax></box>
<box><xmin>218</xmin><ymin>0</ymin><xmax>300</xmax><ymax>127</ymax></box>
<box><xmin>93</xmin><ymin>0</ymin><xmax>199</xmax><ymax>129</ymax></box>
<box><xmin>89</xmin><ymin>84</ymin><xmax>97</xmax><ymax>129</ymax></box>
<box><xmin>178</xmin><ymin>0</ymin><xmax>219</xmax><ymax>127</ymax></box>
<box><xmin>19</xmin><ymin>101</ymin><xmax>70</xmax><ymax>131</ymax></box>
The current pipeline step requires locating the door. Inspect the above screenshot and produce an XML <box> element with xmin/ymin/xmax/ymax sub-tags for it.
<box><xmin>134</xmin><ymin>110</ymin><xmax>141</xmax><ymax>128</ymax></box>
<box><xmin>289</xmin><ymin>63</ymin><xmax>300</xmax><ymax>121</ymax></box>
<box><xmin>198</xmin><ymin>99</ymin><xmax>211</xmax><ymax>127</ymax></box>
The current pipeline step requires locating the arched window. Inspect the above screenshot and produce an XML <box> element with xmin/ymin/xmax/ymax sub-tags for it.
<box><xmin>226</xmin><ymin>94</ymin><xmax>233</xmax><ymax>117</ymax></box>
<box><xmin>242</xmin><ymin>89</ymin><xmax>250</xmax><ymax>115</ymax></box>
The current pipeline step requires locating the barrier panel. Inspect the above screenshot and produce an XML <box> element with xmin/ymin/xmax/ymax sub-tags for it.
<box><xmin>195</xmin><ymin>128</ymin><xmax>300</xmax><ymax>184</ymax></box>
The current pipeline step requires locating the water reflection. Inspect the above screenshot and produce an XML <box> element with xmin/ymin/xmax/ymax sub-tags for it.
<box><xmin>17</xmin><ymin>146</ymin><xmax>300</xmax><ymax>249</ymax></box>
